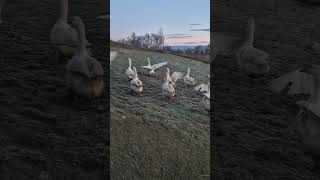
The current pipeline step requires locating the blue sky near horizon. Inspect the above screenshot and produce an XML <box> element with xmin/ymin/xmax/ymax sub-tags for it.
<box><xmin>110</xmin><ymin>0</ymin><xmax>210</xmax><ymax>46</ymax></box>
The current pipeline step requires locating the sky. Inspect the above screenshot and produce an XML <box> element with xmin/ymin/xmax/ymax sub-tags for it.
<box><xmin>110</xmin><ymin>0</ymin><xmax>210</xmax><ymax>46</ymax></box>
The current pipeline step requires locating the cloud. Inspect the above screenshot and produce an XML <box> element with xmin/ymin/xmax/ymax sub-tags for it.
<box><xmin>165</xmin><ymin>34</ymin><xmax>210</xmax><ymax>46</ymax></box>
<box><xmin>190</xmin><ymin>28</ymin><xmax>210</xmax><ymax>32</ymax></box>
<box><xmin>173</xmin><ymin>41</ymin><xmax>202</xmax><ymax>45</ymax></box>
<box><xmin>166</xmin><ymin>35</ymin><xmax>193</xmax><ymax>39</ymax></box>
<box><xmin>183</xmin><ymin>41</ymin><xmax>202</xmax><ymax>44</ymax></box>
<box><xmin>165</xmin><ymin>33</ymin><xmax>189</xmax><ymax>36</ymax></box>
<box><xmin>178</xmin><ymin>41</ymin><xmax>209</xmax><ymax>45</ymax></box>
<box><xmin>165</xmin><ymin>34</ymin><xmax>193</xmax><ymax>39</ymax></box>
<box><xmin>189</xmin><ymin>23</ymin><xmax>203</xmax><ymax>26</ymax></box>
<box><xmin>199</xmin><ymin>41</ymin><xmax>209</xmax><ymax>43</ymax></box>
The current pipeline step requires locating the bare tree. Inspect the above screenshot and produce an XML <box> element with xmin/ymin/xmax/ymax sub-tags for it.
<box><xmin>116</xmin><ymin>28</ymin><xmax>165</xmax><ymax>51</ymax></box>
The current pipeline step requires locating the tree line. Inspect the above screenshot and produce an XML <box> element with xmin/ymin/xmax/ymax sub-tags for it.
<box><xmin>117</xmin><ymin>28</ymin><xmax>165</xmax><ymax>50</ymax></box>
<box><xmin>116</xmin><ymin>28</ymin><xmax>210</xmax><ymax>56</ymax></box>
<box><xmin>164</xmin><ymin>44</ymin><xmax>210</xmax><ymax>56</ymax></box>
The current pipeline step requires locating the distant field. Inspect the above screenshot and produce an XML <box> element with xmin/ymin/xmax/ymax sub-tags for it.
<box><xmin>110</xmin><ymin>41</ymin><xmax>211</xmax><ymax>64</ymax></box>
<box><xmin>110</xmin><ymin>46</ymin><xmax>210</xmax><ymax>179</ymax></box>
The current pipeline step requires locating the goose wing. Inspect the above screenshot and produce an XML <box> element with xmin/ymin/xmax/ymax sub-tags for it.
<box><xmin>204</xmin><ymin>91</ymin><xmax>210</xmax><ymax>99</ymax></box>
<box><xmin>87</xmin><ymin>57</ymin><xmax>104</xmax><ymax>77</ymax></box>
<box><xmin>151</xmin><ymin>62</ymin><xmax>168</xmax><ymax>70</ymax></box>
<box><xmin>194</xmin><ymin>83</ymin><xmax>208</xmax><ymax>92</ymax></box>
<box><xmin>296</xmin><ymin>101</ymin><xmax>320</xmax><ymax>119</ymax></box>
<box><xmin>268</xmin><ymin>70</ymin><xmax>314</xmax><ymax>96</ymax></box>
<box><xmin>171</xmin><ymin>72</ymin><xmax>183</xmax><ymax>84</ymax></box>
<box><xmin>141</xmin><ymin>65</ymin><xmax>152</xmax><ymax>70</ymax></box>
<box><xmin>66</xmin><ymin>57</ymin><xmax>91</xmax><ymax>78</ymax></box>
<box><xmin>162</xmin><ymin>83</ymin><xmax>175</xmax><ymax>93</ymax></box>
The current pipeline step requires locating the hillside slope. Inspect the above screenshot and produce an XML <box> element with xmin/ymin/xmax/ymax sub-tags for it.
<box><xmin>110</xmin><ymin>47</ymin><xmax>210</xmax><ymax>179</ymax></box>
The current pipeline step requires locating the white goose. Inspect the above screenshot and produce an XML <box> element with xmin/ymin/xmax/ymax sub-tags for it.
<box><xmin>295</xmin><ymin>105</ymin><xmax>320</xmax><ymax>156</ymax></box>
<box><xmin>294</xmin><ymin>64</ymin><xmax>320</xmax><ymax>155</ymax></box>
<box><xmin>164</xmin><ymin>67</ymin><xmax>183</xmax><ymax>86</ymax></box>
<box><xmin>184</xmin><ymin>67</ymin><xmax>196</xmax><ymax>85</ymax></box>
<box><xmin>201</xmin><ymin>84</ymin><xmax>210</xmax><ymax>110</ymax></box>
<box><xmin>194</xmin><ymin>82</ymin><xmax>210</xmax><ymax>93</ymax></box>
<box><xmin>65</xmin><ymin>16</ymin><xmax>104</xmax><ymax>99</ymax></box>
<box><xmin>141</xmin><ymin>57</ymin><xmax>152</xmax><ymax>69</ymax></box>
<box><xmin>162</xmin><ymin>75</ymin><xmax>175</xmax><ymax>98</ymax></box>
<box><xmin>236</xmin><ymin>17</ymin><xmax>270</xmax><ymax>76</ymax></box>
<box><xmin>141</xmin><ymin>57</ymin><xmax>168</xmax><ymax>75</ymax></box>
<box><xmin>126</xmin><ymin>57</ymin><xmax>135</xmax><ymax>81</ymax></box>
<box><xmin>50</xmin><ymin>0</ymin><xmax>90</xmax><ymax>58</ymax></box>
<box><xmin>130</xmin><ymin>67</ymin><xmax>143</xmax><ymax>95</ymax></box>
<box><xmin>268</xmin><ymin>69</ymin><xmax>314</xmax><ymax>96</ymax></box>
<box><xmin>110</xmin><ymin>51</ymin><xmax>118</xmax><ymax>64</ymax></box>
<box><xmin>297</xmin><ymin>64</ymin><xmax>320</xmax><ymax>116</ymax></box>
<box><xmin>0</xmin><ymin>0</ymin><xmax>6</xmax><ymax>24</ymax></box>
<box><xmin>203</xmin><ymin>89</ymin><xmax>210</xmax><ymax>99</ymax></box>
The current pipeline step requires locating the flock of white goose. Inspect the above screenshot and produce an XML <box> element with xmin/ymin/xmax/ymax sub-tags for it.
<box><xmin>213</xmin><ymin>16</ymin><xmax>320</xmax><ymax>156</ymax></box>
<box><xmin>269</xmin><ymin>64</ymin><xmax>320</xmax><ymax>155</ymax></box>
<box><xmin>111</xmin><ymin>52</ymin><xmax>210</xmax><ymax>108</ymax></box>
<box><xmin>212</xmin><ymin>17</ymin><xmax>270</xmax><ymax>76</ymax></box>
<box><xmin>3</xmin><ymin>0</ymin><xmax>110</xmax><ymax>99</ymax></box>
<box><xmin>0</xmin><ymin>0</ymin><xmax>108</xmax><ymax>99</ymax></box>
<box><xmin>1</xmin><ymin>0</ymin><xmax>318</xmax><ymax>156</ymax></box>
<box><xmin>50</xmin><ymin>0</ymin><xmax>108</xmax><ymax>99</ymax></box>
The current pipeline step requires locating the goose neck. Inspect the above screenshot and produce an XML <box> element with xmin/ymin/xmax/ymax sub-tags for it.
<box><xmin>166</xmin><ymin>71</ymin><xmax>170</xmax><ymax>79</ymax></box>
<box><xmin>0</xmin><ymin>0</ymin><xmax>5</xmax><ymax>14</ymax></box>
<box><xmin>75</xmin><ymin>22</ymin><xmax>87</xmax><ymax>55</ymax></box>
<box><xmin>133</xmin><ymin>67</ymin><xmax>137</xmax><ymax>77</ymax></box>
<box><xmin>59</xmin><ymin>0</ymin><xmax>68</xmax><ymax>21</ymax></box>
<box><xmin>245</xmin><ymin>18</ymin><xmax>254</xmax><ymax>46</ymax></box>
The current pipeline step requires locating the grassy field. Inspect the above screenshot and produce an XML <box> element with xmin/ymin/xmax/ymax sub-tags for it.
<box><xmin>110</xmin><ymin>46</ymin><xmax>210</xmax><ymax>179</ymax></box>
<box><xmin>213</xmin><ymin>0</ymin><xmax>320</xmax><ymax>179</ymax></box>
<box><xmin>110</xmin><ymin>41</ymin><xmax>211</xmax><ymax>64</ymax></box>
